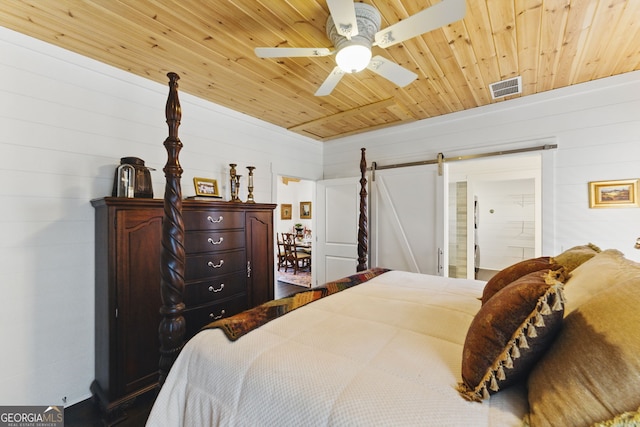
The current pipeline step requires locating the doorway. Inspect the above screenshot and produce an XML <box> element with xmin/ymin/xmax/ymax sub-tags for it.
<box><xmin>275</xmin><ymin>176</ymin><xmax>315</xmax><ymax>291</ymax></box>
<box><xmin>448</xmin><ymin>155</ymin><xmax>541</xmax><ymax>280</ymax></box>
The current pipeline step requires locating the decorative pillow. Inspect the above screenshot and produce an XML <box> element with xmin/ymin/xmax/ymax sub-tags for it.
<box><xmin>551</xmin><ymin>242</ymin><xmax>601</xmax><ymax>273</ymax></box>
<box><xmin>562</xmin><ymin>249</ymin><xmax>640</xmax><ymax>313</ymax></box>
<box><xmin>480</xmin><ymin>257</ymin><xmax>560</xmax><ymax>305</ymax></box>
<box><xmin>457</xmin><ymin>270</ymin><xmax>565</xmax><ymax>402</ymax></box>
<box><xmin>526</xmin><ymin>276</ymin><xmax>640</xmax><ymax>427</ymax></box>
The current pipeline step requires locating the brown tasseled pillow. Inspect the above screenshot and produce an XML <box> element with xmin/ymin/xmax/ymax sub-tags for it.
<box><xmin>481</xmin><ymin>257</ymin><xmax>561</xmax><ymax>305</ymax></box>
<box><xmin>458</xmin><ymin>269</ymin><xmax>565</xmax><ymax>402</ymax></box>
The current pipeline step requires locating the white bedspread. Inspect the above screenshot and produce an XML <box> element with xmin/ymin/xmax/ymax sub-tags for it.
<box><xmin>147</xmin><ymin>271</ymin><xmax>528</xmax><ymax>426</ymax></box>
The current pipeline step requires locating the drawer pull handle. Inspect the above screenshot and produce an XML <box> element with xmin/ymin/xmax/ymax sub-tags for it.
<box><xmin>208</xmin><ymin>284</ymin><xmax>225</xmax><ymax>293</ymax></box>
<box><xmin>209</xmin><ymin>309</ymin><xmax>226</xmax><ymax>320</ymax></box>
<box><xmin>207</xmin><ymin>215</ymin><xmax>223</xmax><ymax>223</ymax></box>
<box><xmin>207</xmin><ymin>260</ymin><xmax>224</xmax><ymax>269</ymax></box>
<box><xmin>208</xmin><ymin>237</ymin><xmax>224</xmax><ymax>245</ymax></box>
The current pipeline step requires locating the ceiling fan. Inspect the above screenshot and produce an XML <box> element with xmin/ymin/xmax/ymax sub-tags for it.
<box><xmin>255</xmin><ymin>0</ymin><xmax>466</xmax><ymax>96</ymax></box>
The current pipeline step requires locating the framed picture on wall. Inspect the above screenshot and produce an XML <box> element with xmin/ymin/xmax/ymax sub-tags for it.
<box><xmin>193</xmin><ymin>177</ymin><xmax>221</xmax><ymax>197</ymax></box>
<box><xmin>589</xmin><ymin>179</ymin><xmax>640</xmax><ymax>208</ymax></box>
<box><xmin>300</xmin><ymin>201</ymin><xmax>312</xmax><ymax>219</ymax></box>
<box><xmin>281</xmin><ymin>204</ymin><xmax>292</xmax><ymax>220</ymax></box>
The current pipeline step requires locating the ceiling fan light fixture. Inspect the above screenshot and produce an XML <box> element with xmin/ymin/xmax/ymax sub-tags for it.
<box><xmin>336</xmin><ymin>44</ymin><xmax>371</xmax><ymax>73</ymax></box>
<box><xmin>258</xmin><ymin>0</ymin><xmax>465</xmax><ymax>96</ymax></box>
<box><xmin>328</xmin><ymin>3</ymin><xmax>380</xmax><ymax>73</ymax></box>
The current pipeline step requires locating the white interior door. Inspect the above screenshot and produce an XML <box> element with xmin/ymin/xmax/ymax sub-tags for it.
<box><xmin>315</xmin><ymin>177</ymin><xmax>361</xmax><ymax>285</ymax></box>
<box><xmin>371</xmin><ymin>164</ymin><xmax>446</xmax><ymax>275</ymax></box>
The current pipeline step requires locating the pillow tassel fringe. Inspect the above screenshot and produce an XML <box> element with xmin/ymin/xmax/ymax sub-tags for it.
<box><xmin>518</xmin><ymin>331</ymin><xmax>530</xmax><ymax>349</ymax></box>
<box><xmin>489</xmin><ymin>371</ymin><xmax>499</xmax><ymax>391</ymax></box>
<box><xmin>496</xmin><ymin>364</ymin><xmax>506</xmax><ymax>381</ymax></box>
<box><xmin>527</xmin><ymin>322</ymin><xmax>538</xmax><ymax>338</ymax></box>
<box><xmin>504</xmin><ymin>352</ymin><xmax>514</xmax><ymax>369</ymax></box>
<box><xmin>534</xmin><ymin>311</ymin><xmax>546</xmax><ymax>327</ymax></box>
<box><xmin>511</xmin><ymin>342</ymin><xmax>521</xmax><ymax>359</ymax></box>
<box><xmin>481</xmin><ymin>385</ymin><xmax>490</xmax><ymax>400</ymax></box>
<box><xmin>539</xmin><ymin>299</ymin><xmax>552</xmax><ymax>315</ymax></box>
<box><xmin>552</xmin><ymin>292</ymin><xmax>564</xmax><ymax>311</ymax></box>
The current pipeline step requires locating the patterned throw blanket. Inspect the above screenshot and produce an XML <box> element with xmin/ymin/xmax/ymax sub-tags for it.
<box><xmin>203</xmin><ymin>267</ymin><xmax>391</xmax><ymax>341</ymax></box>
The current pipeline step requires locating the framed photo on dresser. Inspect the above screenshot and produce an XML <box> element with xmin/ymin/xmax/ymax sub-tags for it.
<box><xmin>193</xmin><ymin>177</ymin><xmax>220</xmax><ymax>197</ymax></box>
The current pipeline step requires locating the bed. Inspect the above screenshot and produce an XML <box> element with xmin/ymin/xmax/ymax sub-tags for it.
<box><xmin>148</xmin><ymin>73</ymin><xmax>640</xmax><ymax>426</ymax></box>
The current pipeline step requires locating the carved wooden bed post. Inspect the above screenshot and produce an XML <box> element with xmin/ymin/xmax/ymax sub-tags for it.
<box><xmin>357</xmin><ymin>147</ymin><xmax>368</xmax><ymax>271</ymax></box>
<box><xmin>159</xmin><ymin>72</ymin><xmax>186</xmax><ymax>385</ymax></box>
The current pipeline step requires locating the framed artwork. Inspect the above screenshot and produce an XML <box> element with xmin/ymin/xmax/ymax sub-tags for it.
<box><xmin>193</xmin><ymin>177</ymin><xmax>221</xmax><ymax>197</ymax></box>
<box><xmin>281</xmin><ymin>204</ymin><xmax>292</xmax><ymax>220</ymax></box>
<box><xmin>589</xmin><ymin>179</ymin><xmax>640</xmax><ymax>208</ymax></box>
<box><xmin>300</xmin><ymin>201</ymin><xmax>312</xmax><ymax>219</ymax></box>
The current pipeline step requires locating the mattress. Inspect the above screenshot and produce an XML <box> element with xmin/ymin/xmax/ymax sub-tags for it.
<box><xmin>146</xmin><ymin>270</ymin><xmax>528</xmax><ymax>426</ymax></box>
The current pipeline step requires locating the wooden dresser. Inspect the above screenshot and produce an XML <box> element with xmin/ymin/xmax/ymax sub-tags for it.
<box><xmin>90</xmin><ymin>197</ymin><xmax>275</xmax><ymax>423</ymax></box>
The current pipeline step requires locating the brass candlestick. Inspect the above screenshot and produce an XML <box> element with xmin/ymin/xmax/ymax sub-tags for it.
<box><xmin>246</xmin><ymin>166</ymin><xmax>255</xmax><ymax>203</ymax></box>
<box><xmin>229</xmin><ymin>163</ymin><xmax>238</xmax><ymax>202</ymax></box>
<box><xmin>232</xmin><ymin>175</ymin><xmax>242</xmax><ymax>202</ymax></box>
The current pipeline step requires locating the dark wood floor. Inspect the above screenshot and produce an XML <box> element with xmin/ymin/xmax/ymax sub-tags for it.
<box><xmin>65</xmin><ymin>390</ymin><xmax>156</xmax><ymax>427</ymax></box>
<box><xmin>66</xmin><ymin>279</ymin><xmax>305</xmax><ymax>426</ymax></box>
<box><xmin>274</xmin><ymin>280</ymin><xmax>305</xmax><ymax>299</ymax></box>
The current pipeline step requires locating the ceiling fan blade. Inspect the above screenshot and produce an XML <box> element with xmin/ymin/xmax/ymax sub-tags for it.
<box><xmin>326</xmin><ymin>0</ymin><xmax>359</xmax><ymax>39</ymax></box>
<box><xmin>366</xmin><ymin>56</ymin><xmax>417</xmax><ymax>87</ymax></box>
<box><xmin>374</xmin><ymin>0</ymin><xmax>466</xmax><ymax>48</ymax></box>
<box><xmin>314</xmin><ymin>67</ymin><xmax>345</xmax><ymax>96</ymax></box>
<box><xmin>255</xmin><ymin>47</ymin><xmax>333</xmax><ymax>58</ymax></box>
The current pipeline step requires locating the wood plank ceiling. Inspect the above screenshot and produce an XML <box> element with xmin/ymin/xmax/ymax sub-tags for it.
<box><xmin>1</xmin><ymin>0</ymin><xmax>639</xmax><ymax>141</ymax></box>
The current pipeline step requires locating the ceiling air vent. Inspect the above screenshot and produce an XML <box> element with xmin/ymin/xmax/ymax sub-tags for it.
<box><xmin>489</xmin><ymin>76</ymin><xmax>522</xmax><ymax>99</ymax></box>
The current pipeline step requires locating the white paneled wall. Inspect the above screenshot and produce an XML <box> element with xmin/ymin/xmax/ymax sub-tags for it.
<box><xmin>475</xmin><ymin>179</ymin><xmax>537</xmax><ymax>269</ymax></box>
<box><xmin>324</xmin><ymin>71</ymin><xmax>640</xmax><ymax>262</ymax></box>
<box><xmin>0</xmin><ymin>27</ymin><xmax>321</xmax><ymax>406</ymax></box>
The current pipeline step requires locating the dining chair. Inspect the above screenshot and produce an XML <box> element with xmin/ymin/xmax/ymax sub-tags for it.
<box><xmin>283</xmin><ymin>234</ymin><xmax>311</xmax><ymax>274</ymax></box>
<box><xmin>276</xmin><ymin>233</ymin><xmax>289</xmax><ymax>271</ymax></box>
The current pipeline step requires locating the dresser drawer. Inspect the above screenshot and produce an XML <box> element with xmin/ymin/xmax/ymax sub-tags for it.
<box><xmin>185</xmin><ymin>249</ymin><xmax>246</xmax><ymax>281</ymax></box>
<box><xmin>183</xmin><ymin>295</ymin><xmax>247</xmax><ymax>339</ymax></box>
<box><xmin>184</xmin><ymin>272</ymin><xmax>246</xmax><ymax>306</ymax></box>
<box><xmin>184</xmin><ymin>210</ymin><xmax>244</xmax><ymax>231</ymax></box>
<box><xmin>185</xmin><ymin>230</ymin><xmax>245</xmax><ymax>254</ymax></box>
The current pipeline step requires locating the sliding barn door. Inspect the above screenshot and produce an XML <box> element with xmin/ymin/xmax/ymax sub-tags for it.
<box><xmin>371</xmin><ymin>164</ymin><xmax>446</xmax><ymax>275</ymax></box>
<box><xmin>315</xmin><ymin>177</ymin><xmax>361</xmax><ymax>285</ymax></box>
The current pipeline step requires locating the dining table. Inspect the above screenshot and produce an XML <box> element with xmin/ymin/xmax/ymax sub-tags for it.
<box><xmin>295</xmin><ymin>239</ymin><xmax>312</xmax><ymax>254</ymax></box>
